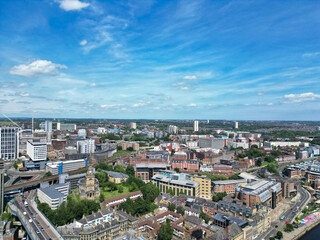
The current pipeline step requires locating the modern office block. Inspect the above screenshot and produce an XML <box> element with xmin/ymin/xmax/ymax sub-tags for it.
<box><xmin>0</xmin><ymin>127</ymin><xmax>19</xmax><ymax>160</ymax></box>
<box><xmin>27</xmin><ymin>139</ymin><xmax>47</xmax><ymax>161</ymax></box>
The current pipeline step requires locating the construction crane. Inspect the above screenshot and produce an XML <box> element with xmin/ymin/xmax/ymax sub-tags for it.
<box><xmin>1</xmin><ymin>113</ymin><xmax>23</xmax><ymax>131</ymax></box>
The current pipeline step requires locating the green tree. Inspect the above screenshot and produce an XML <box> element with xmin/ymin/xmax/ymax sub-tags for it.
<box><xmin>166</xmin><ymin>188</ymin><xmax>174</xmax><ymax>195</ymax></box>
<box><xmin>107</xmin><ymin>182</ymin><xmax>118</xmax><ymax>191</ymax></box>
<box><xmin>168</xmin><ymin>203</ymin><xmax>175</xmax><ymax>212</ymax></box>
<box><xmin>99</xmin><ymin>194</ymin><xmax>105</xmax><ymax>203</ymax></box>
<box><xmin>176</xmin><ymin>206</ymin><xmax>185</xmax><ymax>216</ymax></box>
<box><xmin>44</xmin><ymin>171</ymin><xmax>52</xmax><ymax>177</ymax></box>
<box><xmin>125</xmin><ymin>165</ymin><xmax>135</xmax><ymax>177</ymax></box>
<box><xmin>140</xmin><ymin>182</ymin><xmax>160</xmax><ymax>203</ymax></box>
<box><xmin>127</xmin><ymin>147</ymin><xmax>134</xmax><ymax>151</ymax></box>
<box><xmin>256</xmin><ymin>158</ymin><xmax>262</xmax><ymax>166</ymax></box>
<box><xmin>114</xmin><ymin>165</ymin><xmax>125</xmax><ymax>173</ymax></box>
<box><xmin>118</xmin><ymin>185</ymin><xmax>124</xmax><ymax>193</ymax></box>
<box><xmin>265</xmin><ymin>155</ymin><xmax>275</xmax><ymax>162</ymax></box>
<box><xmin>191</xmin><ymin>229</ymin><xmax>203</xmax><ymax>240</ymax></box>
<box><xmin>95</xmin><ymin>171</ymin><xmax>108</xmax><ymax>186</ymax></box>
<box><xmin>276</xmin><ymin>231</ymin><xmax>283</xmax><ymax>239</ymax></box>
<box><xmin>200</xmin><ymin>211</ymin><xmax>209</xmax><ymax>223</ymax></box>
<box><xmin>157</xmin><ymin>219</ymin><xmax>173</xmax><ymax>240</ymax></box>
<box><xmin>212</xmin><ymin>192</ymin><xmax>227</xmax><ymax>202</ymax></box>
<box><xmin>117</xmin><ymin>145</ymin><xmax>122</xmax><ymax>151</ymax></box>
<box><xmin>174</xmin><ymin>167</ymin><xmax>180</xmax><ymax>173</ymax></box>
<box><xmin>129</xmin><ymin>182</ymin><xmax>138</xmax><ymax>192</ymax></box>
<box><xmin>228</xmin><ymin>174</ymin><xmax>239</xmax><ymax>180</ymax></box>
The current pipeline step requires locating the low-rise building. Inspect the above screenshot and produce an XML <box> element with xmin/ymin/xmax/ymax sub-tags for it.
<box><xmin>135</xmin><ymin>163</ymin><xmax>171</xmax><ymax>182</ymax></box>
<box><xmin>37</xmin><ymin>183</ymin><xmax>70</xmax><ymax>210</ymax></box>
<box><xmin>212</xmin><ymin>179</ymin><xmax>247</xmax><ymax>194</ymax></box>
<box><xmin>103</xmin><ymin>191</ymin><xmax>143</xmax><ymax>209</ymax></box>
<box><xmin>103</xmin><ymin>171</ymin><xmax>129</xmax><ymax>183</ymax></box>
<box><xmin>46</xmin><ymin>158</ymin><xmax>88</xmax><ymax>175</ymax></box>
<box><xmin>236</xmin><ymin>179</ymin><xmax>282</xmax><ymax>209</ymax></box>
<box><xmin>58</xmin><ymin>210</ymin><xmax>138</xmax><ymax>240</ymax></box>
<box><xmin>212</xmin><ymin>212</ymin><xmax>248</xmax><ymax>228</ymax></box>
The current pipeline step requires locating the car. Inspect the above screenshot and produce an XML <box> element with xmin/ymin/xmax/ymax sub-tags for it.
<box><xmin>41</xmin><ymin>227</ymin><xmax>44</xmax><ymax>231</ymax></box>
<box><xmin>33</xmin><ymin>215</ymin><xmax>36</xmax><ymax>219</ymax></box>
<box><xmin>23</xmin><ymin>211</ymin><xmax>26</xmax><ymax>215</ymax></box>
<box><xmin>28</xmin><ymin>219</ymin><xmax>32</xmax><ymax>223</ymax></box>
<box><xmin>36</xmin><ymin>230</ymin><xmax>40</xmax><ymax>234</ymax></box>
<box><xmin>280</xmin><ymin>216</ymin><xmax>285</xmax><ymax>221</ymax></box>
<box><xmin>37</xmin><ymin>221</ymin><xmax>40</xmax><ymax>225</ymax></box>
<box><xmin>275</xmin><ymin>225</ymin><xmax>278</xmax><ymax>228</ymax></box>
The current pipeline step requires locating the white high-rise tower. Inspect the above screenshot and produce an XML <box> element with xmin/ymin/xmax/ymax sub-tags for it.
<box><xmin>194</xmin><ymin>121</ymin><xmax>199</xmax><ymax>132</ymax></box>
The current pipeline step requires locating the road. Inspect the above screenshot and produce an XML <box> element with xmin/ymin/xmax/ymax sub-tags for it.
<box><xmin>14</xmin><ymin>192</ymin><xmax>56</xmax><ymax>240</ymax></box>
<box><xmin>258</xmin><ymin>186</ymin><xmax>310</xmax><ymax>240</ymax></box>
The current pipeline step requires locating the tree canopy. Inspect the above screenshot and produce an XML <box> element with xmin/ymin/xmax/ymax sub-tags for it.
<box><xmin>157</xmin><ymin>219</ymin><xmax>173</xmax><ymax>240</ymax></box>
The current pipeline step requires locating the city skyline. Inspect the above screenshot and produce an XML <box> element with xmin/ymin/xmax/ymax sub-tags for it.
<box><xmin>1</xmin><ymin>0</ymin><xmax>320</xmax><ymax>120</ymax></box>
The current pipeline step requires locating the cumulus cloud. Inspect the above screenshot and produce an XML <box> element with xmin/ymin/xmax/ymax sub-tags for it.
<box><xmin>89</xmin><ymin>83</ymin><xmax>97</xmax><ymax>87</ymax></box>
<box><xmin>10</xmin><ymin>60</ymin><xmax>67</xmax><ymax>77</ymax></box>
<box><xmin>80</xmin><ymin>40</ymin><xmax>87</xmax><ymax>46</ymax></box>
<box><xmin>58</xmin><ymin>0</ymin><xmax>90</xmax><ymax>11</ymax></box>
<box><xmin>183</xmin><ymin>75</ymin><xmax>197</xmax><ymax>80</ymax></box>
<box><xmin>284</xmin><ymin>92</ymin><xmax>320</xmax><ymax>103</ymax></box>
<box><xmin>257</xmin><ymin>92</ymin><xmax>264</xmax><ymax>96</ymax></box>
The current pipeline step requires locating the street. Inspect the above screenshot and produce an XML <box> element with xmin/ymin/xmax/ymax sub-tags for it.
<box><xmin>258</xmin><ymin>186</ymin><xmax>310</xmax><ymax>240</ymax></box>
<box><xmin>14</xmin><ymin>192</ymin><xmax>56</xmax><ymax>240</ymax></box>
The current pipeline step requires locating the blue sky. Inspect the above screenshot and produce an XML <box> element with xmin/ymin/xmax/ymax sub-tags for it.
<box><xmin>0</xmin><ymin>0</ymin><xmax>320</xmax><ymax>120</ymax></box>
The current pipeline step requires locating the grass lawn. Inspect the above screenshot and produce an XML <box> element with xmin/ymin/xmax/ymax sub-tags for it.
<box><xmin>101</xmin><ymin>185</ymin><xmax>130</xmax><ymax>199</ymax></box>
<box><xmin>112</xmin><ymin>150</ymin><xmax>132</xmax><ymax>158</ymax></box>
<box><xmin>262</xmin><ymin>161</ymin><xmax>277</xmax><ymax>166</ymax></box>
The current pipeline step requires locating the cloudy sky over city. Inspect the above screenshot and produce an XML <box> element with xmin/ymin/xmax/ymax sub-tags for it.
<box><xmin>0</xmin><ymin>0</ymin><xmax>320</xmax><ymax>120</ymax></box>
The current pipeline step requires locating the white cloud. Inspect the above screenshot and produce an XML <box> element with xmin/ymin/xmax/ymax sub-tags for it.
<box><xmin>10</xmin><ymin>60</ymin><xmax>67</xmax><ymax>77</ymax></box>
<box><xmin>183</xmin><ymin>75</ymin><xmax>197</xmax><ymax>80</ymax></box>
<box><xmin>58</xmin><ymin>0</ymin><xmax>90</xmax><ymax>11</ymax></box>
<box><xmin>172</xmin><ymin>82</ymin><xmax>186</xmax><ymax>86</ymax></box>
<box><xmin>133</xmin><ymin>101</ymin><xmax>150</xmax><ymax>108</ymax></box>
<box><xmin>100</xmin><ymin>104</ymin><xmax>122</xmax><ymax>108</ymax></box>
<box><xmin>267</xmin><ymin>103</ymin><xmax>273</xmax><ymax>106</ymax></box>
<box><xmin>257</xmin><ymin>92</ymin><xmax>264</xmax><ymax>96</ymax></box>
<box><xmin>80</xmin><ymin>40</ymin><xmax>87</xmax><ymax>46</ymax></box>
<box><xmin>153</xmin><ymin>107</ymin><xmax>160</xmax><ymax>110</ymax></box>
<box><xmin>187</xmin><ymin>103</ymin><xmax>197</xmax><ymax>107</ymax></box>
<box><xmin>89</xmin><ymin>83</ymin><xmax>97</xmax><ymax>87</ymax></box>
<box><xmin>17</xmin><ymin>92</ymin><xmax>30</xmax><ymax>97</ymax></box>
<box><xmin>302</xmin><ymin>52</ymin><xmax>320</xmax><ymax>58</ymax></box>
<box><xmin>180</xmin><ymin>86</ymin><xmax>190</xmax><ymax>91</ymax></box>
<box><xmin>284</xmin><ymin>92</ymin><xmax>320</xmax><ymax>103</ymax></box>
<box><xmin>18</xmin><ymin>83</ymin><xmax>27</xmax><ymax>88</ymax></box>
